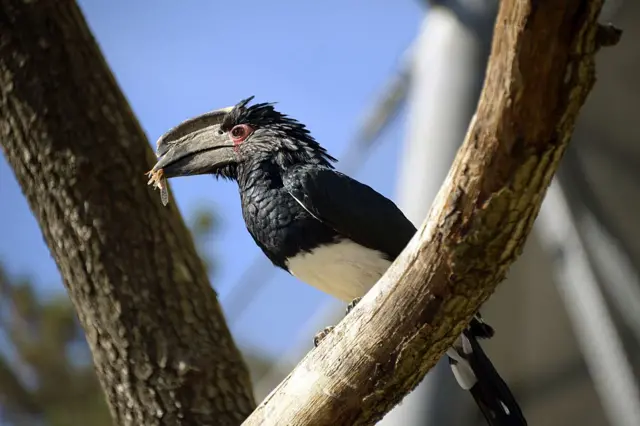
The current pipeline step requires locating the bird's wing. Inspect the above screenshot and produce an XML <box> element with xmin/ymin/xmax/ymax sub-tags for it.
<box><xmin>284</xmin><ymin>166</ymin><xmax>417</xmax><ymax>260</ymax></box>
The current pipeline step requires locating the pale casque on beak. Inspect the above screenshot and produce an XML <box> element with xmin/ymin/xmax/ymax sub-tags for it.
<box><xmin>150</xmin><ymin>105</ymin><xmax>237</xmax><ymax>178</ymax></box>
<box><xmin>146</xmin><ymin>96</ymin><xmax>256</xmax><ymax>205</ymax></box>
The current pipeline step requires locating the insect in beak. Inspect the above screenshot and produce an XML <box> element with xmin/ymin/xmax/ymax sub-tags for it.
<box><xmin>146</xmin><ymin>168</ymin><xmax>169</xmax><ymax>206</ymax></box>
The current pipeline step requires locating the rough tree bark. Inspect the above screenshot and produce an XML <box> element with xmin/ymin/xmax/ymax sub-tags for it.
<box><xmin>242</xmin><ymin>1</ymin><xmax>620</xmax><ymax>425</ymax></box>
<box><xmin>0</xmin><ymin>1</ymin><xmax>255</xmax><ymax>425</ymax></box>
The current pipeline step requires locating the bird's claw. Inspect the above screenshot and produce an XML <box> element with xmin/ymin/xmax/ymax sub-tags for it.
<box><xmin>346</xmin><ymin>297</ymin><xmax>362</xmax><ymax>315</ymax></box>
<box><xmin>314</xmin><ymin>297</ymin><xmax>362</xmax><ymax>347</ymax></box>
<box><xmin>313</xmin><ymin>326</ymin><xmax>335</xmax><ymax>347</ymax></box>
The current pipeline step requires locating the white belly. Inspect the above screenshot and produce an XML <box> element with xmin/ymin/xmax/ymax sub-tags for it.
<box><xmin>285</xmin><ymin>239</ymin><xmax>393</xmax><ymax>302</ymax></box>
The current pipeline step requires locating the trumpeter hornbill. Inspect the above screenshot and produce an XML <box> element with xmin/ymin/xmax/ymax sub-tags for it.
<box><xmin>149</xmin><ymin>96</ymin><xmax>527</xmax><ymax>426</ymax></box>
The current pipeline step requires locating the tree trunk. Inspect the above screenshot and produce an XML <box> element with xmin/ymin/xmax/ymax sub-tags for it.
<box><xmin>0</xmin><ymin>1</ymin><xmax>255</xmax><ymax>425</ymax></box>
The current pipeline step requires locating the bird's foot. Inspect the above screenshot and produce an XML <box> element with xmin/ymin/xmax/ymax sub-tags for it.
<box><xmin>313</xmin><ymin>298</ymin><xmax>362</xmax><ymax>347</ymax></box>
<box><xmin>346</xmin><ymin>297</ymin><xmax>362</xmax><ymax>315</ymax></box>
<box><xmin>313</xmin><ymin>326</ymin><xmax>335</xmax><ymax>347</ymax></box>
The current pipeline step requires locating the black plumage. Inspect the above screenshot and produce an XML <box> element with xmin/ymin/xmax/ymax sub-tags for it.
<box><xmin>285</xmin><ymin>165</ymin><xmax>417</xmax><ymax>261</ymax></box>
<box><xmin>149</xmin><ymin>96</ymin><xmax>528</xmax><ymax>426</ymax></box>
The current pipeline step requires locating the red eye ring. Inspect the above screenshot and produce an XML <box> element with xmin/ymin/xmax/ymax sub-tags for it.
<box><xmin>230</xmin><ymin>124</ymin><xmax>253</xmax><ymax>145</ymax></box>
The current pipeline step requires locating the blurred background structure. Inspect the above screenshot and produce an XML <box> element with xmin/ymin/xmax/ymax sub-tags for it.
<box><xmin>1</xmin><ymin>0</ymin><xmax>639</xmax><ymax>425</ymax></box>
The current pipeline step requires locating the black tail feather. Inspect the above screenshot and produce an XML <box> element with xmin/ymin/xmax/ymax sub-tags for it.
<box><xmin>464</xmin><ymin>330</ymin><xmax>527</xmax><ymax>426</ymax></box>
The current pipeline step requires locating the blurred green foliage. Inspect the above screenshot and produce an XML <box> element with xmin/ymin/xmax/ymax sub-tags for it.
<box><xmin>188</xmin><ymin>205</ymin><xmax>219</xmax><ymax>276</ymax></box>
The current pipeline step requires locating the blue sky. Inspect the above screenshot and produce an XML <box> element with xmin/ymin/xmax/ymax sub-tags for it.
<box><xmin>0</xmin><ymin>1</ymin><xmax>423</xmax><ymax>357</ymax></box>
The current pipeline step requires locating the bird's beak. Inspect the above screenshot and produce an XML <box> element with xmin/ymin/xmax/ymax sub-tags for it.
<box><xmin>151</xmin><ymin>106</ymin><xmax>237</xmax><ymax>178</ymax></box>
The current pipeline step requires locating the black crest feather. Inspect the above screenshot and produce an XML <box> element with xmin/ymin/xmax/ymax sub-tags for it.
<box><xmin>222</xmin><ymin>96</ymin><xmax>337</xmax><ymax>168</ymax></box>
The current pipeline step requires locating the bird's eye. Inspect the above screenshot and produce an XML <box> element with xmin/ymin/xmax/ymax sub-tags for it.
<box><xmin>230</xmin><ymin>124</ymin><xmax>253</xmax><ymax>144</ymax></box>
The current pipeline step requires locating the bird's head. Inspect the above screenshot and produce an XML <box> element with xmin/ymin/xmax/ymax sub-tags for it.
<box><xmin>150</xmin><ymin>96</ymin><xmax>337</xmax><ymax>181</ymax></box>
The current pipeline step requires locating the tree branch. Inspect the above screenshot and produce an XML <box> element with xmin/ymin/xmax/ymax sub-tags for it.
<box><xmin>0</xmin><ymin>1</ymin><xmax>255</xmax><ymax>425</ymax></box>
<box><xmin>243</xmin><ymin>1</ymin><xmax>617</xmax><ymax>425</ymax></box>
